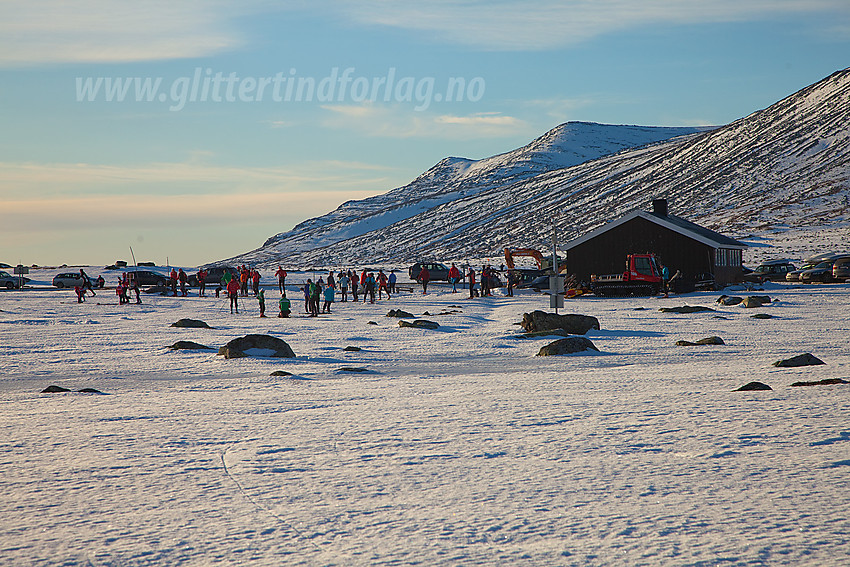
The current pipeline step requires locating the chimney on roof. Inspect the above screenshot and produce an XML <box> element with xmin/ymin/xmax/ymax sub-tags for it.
<box><xmin>652</xmin><ymin>198</ymin><xmax>668</xmax><ymax>217</ymax></box>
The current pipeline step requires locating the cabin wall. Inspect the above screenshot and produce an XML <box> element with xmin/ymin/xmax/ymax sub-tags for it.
<box><xmin>565</xmin><ymin>217</ymin><xmax>740</xmax><ymax>285</ymax></box>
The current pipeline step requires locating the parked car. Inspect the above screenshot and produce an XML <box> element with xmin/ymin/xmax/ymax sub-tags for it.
<box><xmin>188</xmin><ymin>266</ymin><xmax>237</xmax><ymax>287</ymax></box>
<box><xmin>743</xmin><ymin>259</ymin><xmax>797</xmax><ymax>283</ymax></box>
<box><xmin>786</xmin><ymin>253</ymin><xmax>836</xmax><ymax>282</ymax></box>
<box><xmin>52</xmin><ymin>272</ymin><xmax>89</xmax><ymax>288</ymax></box>
<box><xmin>125</xmin><ymin>270</ymin><xmax>168</xmax><ymax>287</ymax></box>
<box><xmin>516</xmin><ymin>274</ymin><xmax>549</xmax><ymax>290</ymax></box>
<box><xmin>409</xmin><ymin>262</ymin><xmax>452</xmax><ymax>282</ymax></box>
<box><xmin>800</xmin><ymin>261</ymin><xmax>838</xmax><ymax>284</ymax></box>
<box><xmin>0</xmin><ymin>270</ymin><xmax>23</xmax><ymax>289</ymax></box>
<box><xmin>833</xmin><ymin>256</ymin><xmax>850</xmax><ymax>282</ymax></box>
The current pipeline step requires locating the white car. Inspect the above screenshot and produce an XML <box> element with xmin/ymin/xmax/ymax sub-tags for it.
<box><xmin>52</xmin><ymin>272</ymin><xmax>89</xmax><ymax>288</ymax></box>
<box><xmin>0</xmin><ymin>270</ymin><xmax>23</xmax><ymax>289</ymax></box>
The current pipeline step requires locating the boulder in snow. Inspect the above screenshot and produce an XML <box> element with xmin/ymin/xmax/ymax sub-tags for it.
<box><xmin>218</xmin><ymin>335</ymin><xmax>296</xmax><ymax>359</ymax></box>
<box><xmin>520</xmin><ymin>310</ymin><xmax>600</xmax><ymax>335</ymax></box>
<box><xmin>537</xmin><ymin>336</ymin><xmax>599</xmax><ymax>356</ymax></box>
<box><xmin>773</xmin><ymin>353</ymin><xmax>825</xmax><ymax>368</ymax></box>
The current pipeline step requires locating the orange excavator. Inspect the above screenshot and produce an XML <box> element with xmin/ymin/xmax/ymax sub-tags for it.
<box><xmin>504</xmin><ymin>248</ymin><xmax>565</xmax><ymax>273</ymax></box>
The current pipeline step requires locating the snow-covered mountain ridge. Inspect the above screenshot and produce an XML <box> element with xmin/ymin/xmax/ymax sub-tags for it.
<box><xmin>226</xmin><ymin>123</ymin><xmax>706</xmax><ymax>265</ymax></box>
<box><xmin>229</xmin><ymin>68</ymin><xmax>849</xmax><ymax>268</ymax></box>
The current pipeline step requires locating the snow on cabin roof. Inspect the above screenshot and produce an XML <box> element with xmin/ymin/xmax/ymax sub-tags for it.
<box><xmin>564</xmin><ymin>209</ymin><xmax>747</xmax><ymax>251</ymax></box>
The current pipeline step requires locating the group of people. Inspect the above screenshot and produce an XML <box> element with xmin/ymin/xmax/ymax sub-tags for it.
<box><xmin>417</xmin><ymin>263</ymin><xmax>501</xmax><ymax>299</ymax></box>
<box><xmin>299</xmin><ymin>269</ymin><xmax>399</xmax><ymax>317</ymax></box>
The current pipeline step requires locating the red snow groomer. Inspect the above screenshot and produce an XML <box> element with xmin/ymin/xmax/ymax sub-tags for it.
<box><xmin>590</xmin><ymin>253</ymin><xmax>663</xmax><ymax>296</ymax></box>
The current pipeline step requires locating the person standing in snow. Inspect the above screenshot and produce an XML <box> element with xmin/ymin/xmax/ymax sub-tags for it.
<box><xmin>322</xmin><ymin>285</ymin><xmax>335</xmax><ymax>313</ymax></box>
<box><xmin>661</xmin><ymin>264</ymin><xmax>670</xmax><ymax>298</ymax></box>
<box><xmin>303</xmin><ymin>280</ymin><xmax>312</xmax><ymax>313</ymax></box>
<box><xmin>350</xmin><ymin>270</ymin><xmax>359</xmax><ymax>301</ymax></box>
<box><xmin>448</xmin><ymin>263</ymin><xmax>461</xmax><ymax>293</ymax></box>
<box><xmin>170</xmin><ymin>268</ymin><xmax>179</xmax><ymax>297</ymax></box>
<box><xmin>388</xmin><ymin>271</ymin><xmax>397</xmax><ymax>294</ymax></box>
<box><xmin>178</xmin><ymin>268</ymin><xmax>188</xmax><ymax>297</ymax></box>
<box><xmin>418</xmin><ymin>266</ymin><xmax>430</xmax><ymax>294</ymax></box>
<box><xmin>79</xmin><ymin>269</ymin><xmax>96</xmax><ymax>297</ymax></box>
<box><xmin>252</xmin><ymin>268</ymin><xmax>261</xmax><ymax>296</ymax></box>
<box><xmin>197</xmin><ymin>268</ymin><xmax>207</xmax><ymax>297</ymax></box>
<box><xmin>275</xmin><ymin>266</ymin><xmax>287</xmax><ymax>295</ymax></box>
<box><xmin>227</xmin><ymin>276</ymin><xmax>240</xmax><ymax>314</ymax></box>
<box><xmin>377</xmin><ymin>270</ymin><xmax>390</xmax><ymax>300</ymax></box>
<box><xmin>365</xmin><ymin>272</ymin><xmax>376</xmax><ymax>304</ymax></box>
<box><xmin>257</xmin><ymin>289</ymin><xmax>266</xmax><ymax>317</ymax></box>
<box><xmin>467</xmin><ymin>266</ymin><xmax>476</xmax><ymax>298</ymax></box>
<box><xmin>339</xmin><ymin>272</ymin><xmax>350</xmax><ymax>302</ymax></box>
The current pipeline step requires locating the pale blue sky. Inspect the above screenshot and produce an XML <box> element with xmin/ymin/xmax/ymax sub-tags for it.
<box><xmin>1</xmin><ymin>1</ymin><xmax>848</xmax><ymax>267</ymax></box>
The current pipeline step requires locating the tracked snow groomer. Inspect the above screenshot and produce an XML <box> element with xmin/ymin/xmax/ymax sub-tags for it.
<box><xmin>590</xmin><ymin>253</ymin><xmax>663</xmax><ymax>296</ymax></box>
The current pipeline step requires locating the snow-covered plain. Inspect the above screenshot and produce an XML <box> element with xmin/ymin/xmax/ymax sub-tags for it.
<box><xmin>1</xmin><ymin>268</ymin><xmax>849</xmax><ymax>566</ymax></box>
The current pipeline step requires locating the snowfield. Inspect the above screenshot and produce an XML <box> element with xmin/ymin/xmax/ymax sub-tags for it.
<box><xmin>1</xmin><ymin>270</ymin><xmax>849</xmax><ymax>566</ymax></box>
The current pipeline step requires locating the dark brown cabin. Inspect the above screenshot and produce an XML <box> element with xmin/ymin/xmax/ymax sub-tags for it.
<box><xmin>564</xmin><ymin>199</ymin><xmax>746</xmax><ymax>289</ymax></box>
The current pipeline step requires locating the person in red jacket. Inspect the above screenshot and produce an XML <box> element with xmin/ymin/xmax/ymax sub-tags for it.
<box><xmin>226</xmin><ymin>277</ymin><xmax>240</xmax><ymax>313</ymax></box>
<box><xmin>467</xmin><ymin>266</ymin><xmax>476</xmax><ymax>298</ymax></box>
<box><xmin>377</xmin><ymin>269</ymin><xmax>390</xmax><ymax>299</ymax></box>
<box><xmin>274</xmin><ymin>266</ymin><xmax>287</xmax><ymax>295</ymax></box>
<box><xmin>448</xmin><ymin>263</ymin><xmax>461</xmax><ymax>293</ymax></box>
<box><xmin>418</xmin><ymin>266</ymin><xmax>430</xmax><ymax>294</ymax></box>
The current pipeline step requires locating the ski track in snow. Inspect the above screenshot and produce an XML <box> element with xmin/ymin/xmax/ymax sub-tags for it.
<box><xmin>1</xmin><ymin>271</ymin><xmax>850</xmax><ymax>565</ymax></box>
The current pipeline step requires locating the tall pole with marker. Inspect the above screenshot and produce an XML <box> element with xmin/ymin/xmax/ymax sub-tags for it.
<box><xmin>549</xmin><ymin>216</ymin><xmax>564</xmax><ymax>314</ymax></box>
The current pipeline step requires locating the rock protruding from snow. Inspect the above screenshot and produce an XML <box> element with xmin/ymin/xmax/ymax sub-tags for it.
<box><xmin>773</xmin><ymin>353</ymin><xmax>825</xmax><ymax>368</ymax></box>
<box><xmin>169</xmin><ymin>340</ymin><xmax>213</xmax><ymax>350</ymax></box>
<box><xmin>675</xmin><ymin>336</ymin><xmax>725</xmax><ymax>346</ymax></box>
<box><xmin>398</xmin><ymin>320</ymin><xmax>439</xmax><ymax>330</ymax></box>
<box><xmin>537</xmin><ymin>337</ymin><xmax>599</xmax><ymax>356</ymax></box>
<box><xmin>736</xmin><ymin>382</ymin><xmax>773</xmax><ymax>391</ymax></box>
<box><xmin>386</xmin><ymin>309</ymin><xmax>415</xmax><ymax>318</ymax></box>
<box><xmin>218</xmin><ymin>335</ymin><xmax>296</xmax><ymax>359</ymax></box>
<box><xmin>741</xmin><ymin>296</ymin><xmax>772</xmax><ymax>308</ymax></box>
<box><xmin>520</xmin><ymin>311</ymin><xmax>600</xmax><ymax>335</ymax></box>
<box><xmin>171</xmin><ymin>319</ymin><xmax>212</xmax><ymax>329</ymax></box>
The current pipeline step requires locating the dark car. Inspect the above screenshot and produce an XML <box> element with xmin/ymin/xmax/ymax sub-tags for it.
<box><xmin>833</xmin><ymin>256</ymin><xmax>850</xmax><ymax>282</ymax></box>
<box><xmin>743</xmin><ymin>259</ymin><xmax>797</xmax><ymax>283</ymax></box>
<box><xmin>409</xmin><ymin>262</ymin><xmax>452</xmax><ymax>282</ymax></box>
<box><xmin>800</xmin><ymin>261</ymin><xmax>838</xmax><ymax>284</ymax></box>
<box><xmin>786</xmin><ymin>253</ymin><xmax>836</xmax><ymax>282</ymax></box>
<box><xmin>188</xmin><ymin>266</ymin><xmax>237</xmax><ymax>287</ymax></box>
<box><xmin>125</xmin><ymin>270</ymin><xmax>168</xmax><ymax>287</ymax></box>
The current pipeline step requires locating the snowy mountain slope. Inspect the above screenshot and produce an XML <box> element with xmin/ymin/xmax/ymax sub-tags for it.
<box><xmin>275</xmin><ymin>67</ymin><xmax>850</xmax><ymax>268</ymax></box>
<box><xmin>225</xmin><ymin>123</ymin><xmax>705</xmax><ymax>266</ymax></box>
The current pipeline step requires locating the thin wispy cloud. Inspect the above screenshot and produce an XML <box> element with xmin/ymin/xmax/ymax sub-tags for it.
<box><xmin>333</xmin><ymin>0</ymin><xmax>849</xmax><ymax>50</ymax></box>
<box><xmin>0</xmin><ymin>1</ymin><xmax>255</xmax><ymax>65</ymax></box>
<box><xmin>321</xmin><ymin>104</ymin><xmax>532</xmax><ymax>139</ymax></box>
